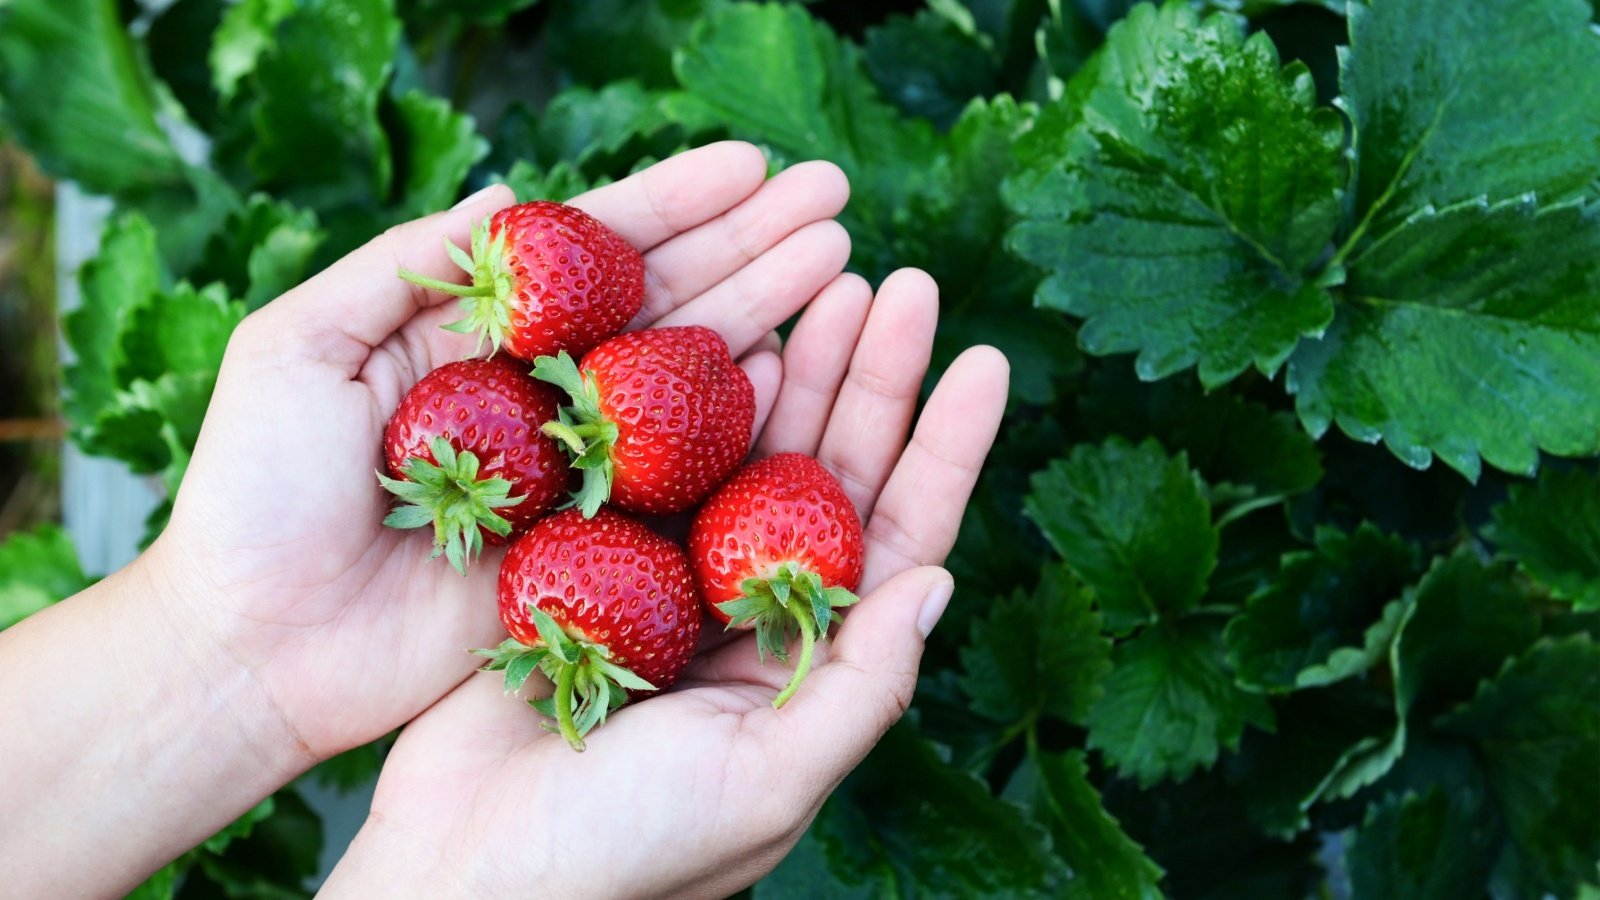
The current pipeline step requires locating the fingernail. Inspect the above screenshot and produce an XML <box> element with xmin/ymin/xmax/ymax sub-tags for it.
<box><xmin>916</xmin><ymin>577</ymin><xmax>954</xmax><ymax>639</ymax></box>
<box><xmin>452</xmin><ymin>184</ymin><xmax>499</xmax><ymax>210</ymax></box>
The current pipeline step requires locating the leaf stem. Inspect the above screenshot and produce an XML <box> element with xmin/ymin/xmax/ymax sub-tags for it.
<box><xmin>772</xmin><ymin>607</ymin><xmax>817</xmax><ymax>709</ymax></box>
<box><xmin>554</xmin><ymin>661</ymin><xmax>586</xmax><ymax>752</ymax></box>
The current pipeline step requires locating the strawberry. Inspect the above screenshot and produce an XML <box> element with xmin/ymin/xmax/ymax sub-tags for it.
<box><xmin>477</xmin><ymin>509</ymin><xmax>702</xmax><ymax>750</ymax></box>
<box><xmin>689</xmin><ymin>453</ymin><xmax>865</xmax><ymax>707</ymax></box>
<box><xmin>532</xmin><ymin>325</ymin><xmax>755</xmax><ymax>517</ymax></box>
<box><xmin>378</xmin><ymin>357</ymin><xmax>569</xmax><ymax>575</ymax></box>
<box><xmin>398</xmin><ymin>200</ymin><xmax>645</xmax><ymax>361</ymax></box>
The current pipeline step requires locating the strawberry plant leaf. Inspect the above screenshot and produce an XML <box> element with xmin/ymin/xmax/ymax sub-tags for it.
<box><xmin>1224</xmin><ymin>523</ymin><xmax>1420</xmax><ymax>692</ymax></box>
<box><xmin>759</xmin><ymin>722</ymin><xmax>1071</xmax><ymax>898</ymax></box>
<box><xmin>1006</xmin><ymin>1</ymin><xmax>1345</xmax><ymax>386</ymax></box>
<box><xmin>1004</xmin><ymin>748</ymin><xmax>1166</xmax><ymax>900</ymax></box>
<box><xmin>0</xmin><ymin>525</ymin><xmax>92</xmax><ymax>630</ymax></box>
<box><xmin>0</xmin><ymin>0</ymin><xmax>188</xmax><ymax>195</ymax></box>
<box><xmin>1438</xmin><ymin>635</ymin><xmax>1600</xmax><ymax>899</ymax></box>
<box><xmin>191</xmin><ymin>194</ymin><xmax>324</xmax><ymax>311</ymax></box>
<box><xmin>1086</xmin><ymin>619</ymin><xmax>1273</xmax><ymax>786</ymax></box>
<box><xmin>1285</xmin><ymin>0</ymin><xmax>1600</xmax><ymax>479</ymax></box>
<box><xmin>494</xmin><ymin>160</ymin><xmax>596</xmax><ymax>204</ymax></box>
<box><xmin>502</xmin><ymin>82</ymin><xmax>676</xmax><ymax>177</ymax></box>
<box><xmin>116</xmin><ymin>281</ymin><xmax>245</xmax><ymax>386</ymax></box>
<box><xmin>1077</xmin><ymin>363</ymin><xmax>1323</xmax><ymax>500</ymax></box>
<box><xmin>671</xmin><ymin>2</ymin><xmax>939</xmax><ymax>273</ymax></box>
<box><xmin>390</xmin><ymin>89</ymin><xmax>487</xmax><ymax>217</ymax></box>
<box><xmin>1345</xmin><ymin>789</ymin><xmax>1499</xmax><ymax>900</ymax></box>
<box><xmin>65</xmin><ymin>212</ymin><xmax>166</xmax><ymax>448</ymax></box>
<box><xmin>235</xmin><ymin>0</ymin><xmax>399</xmax><ymax>209</ymax></box>
<box><xmin>864</xmin><ymin>10</ymin><xmax>999</xmax><ymax>129</ymax></box>
<box><xmin>959</xmin><ymin>564</ymin><xmax>1111</xmax><ymax>727</ymax></box>
<box><xmin>211</xmin><ymin>0</ymin><xmax>295</xmax><ymax>103</ymax></box>
<box><xmin>1489</xmin><ymin>466</ymin><xmax>1600</xmax><ymax>610</ymax></box>
<box><xmin>548</xmin><ymin>0</ymin><xmax>726</xmax><ymax>90</ymax></box>
<box><xmin>1026</xmin><ymin>437</ymin><xmax>1217</xmax><ymax>633</ymax></box>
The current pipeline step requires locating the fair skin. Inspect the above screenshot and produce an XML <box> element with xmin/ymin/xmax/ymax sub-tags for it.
<box><xmin>0</xmin><ymin>142</ymin><xmax>1008</xmax><ymax>899</ymax></box>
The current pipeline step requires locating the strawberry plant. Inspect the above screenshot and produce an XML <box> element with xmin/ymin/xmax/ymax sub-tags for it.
<box><xmin>2</xmin><ymin>0</ymin><xmax>1597</xmax><ymax>896</ymax></box>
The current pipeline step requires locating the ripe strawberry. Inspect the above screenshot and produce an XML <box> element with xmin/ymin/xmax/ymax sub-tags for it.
<box><xmin>379</xmin><ymin>357</ymin><xmax>569</xmax><ymax>575</ymax></box>
<box><xmin>689</xmin><ymin>453</ymin><xmax>865</xmax><ymax>707</ymax></box>
<box><xmin>398</xmin><ymin>200</ymin><xmax>644</xmax><ymax>361</ymax></box>
<box><xmin>532</xmin><ymin>325</ymin><xmax>755</xmax><ymax>517</ymax></box>
<box><xmin>477</xmin><ymin>509</ymin><xmax>702</xmax><ymax>750</ymax></box>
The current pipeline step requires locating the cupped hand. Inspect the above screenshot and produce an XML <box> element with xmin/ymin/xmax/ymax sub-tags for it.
<box><xmin>151</xmin><ymin>142</ymin><xmax>854</xmax><ymax>763</ymax></box>
<box><xmin>320</xmin><ymin>270</ymin><xmax>1010</xmax><ymax>899</ymax></box>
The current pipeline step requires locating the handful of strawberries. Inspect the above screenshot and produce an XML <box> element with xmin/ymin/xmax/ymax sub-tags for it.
<box><xmin>379</xmin><ymin>200</ymin><xmax>864</xmax><ymax>751</ymax></box>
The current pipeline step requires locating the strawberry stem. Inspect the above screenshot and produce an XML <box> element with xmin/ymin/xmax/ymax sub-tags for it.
<box><xmin>392</xmin><ymin>218</ymin><xmax>517</xmax><ymax>357</ymax></box>
<box><xmin>396</xmin><ymin>268</ymin><xmax>495</xmax><ymax>298</ymax></box>
<box><xmin>553</xmin><ymin>659</ymin><xmax>586</xmax><ymax>752</ymax></box>
<box><xmin>772</xmin><ymin>607</ymin><xmax>816</xmax><ymax>709</ymax></box>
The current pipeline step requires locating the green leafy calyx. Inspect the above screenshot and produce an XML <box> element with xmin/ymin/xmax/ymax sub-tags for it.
<box><xmin>531</xmin><ymin>350</ymin><xmax>620</xmax><ymax>518</ymax></box>
<box><xmin>475</xmin><ymin>605</ymin><xmax>655</xmax><ymax>751</ymax></box>
<box><xmin>397</xmin><ymin>216</ymin><xmax>517</xmax><ymax>357</ymax></box>
<box><xmin>376</xmin><ymin>435</ymin><xmax>524</xmax><ymax>576</ymax></box>
<box><xmin>717</xmin><ymin>561</ymin><xmax>860</xmax><ymax>709</ymax></box>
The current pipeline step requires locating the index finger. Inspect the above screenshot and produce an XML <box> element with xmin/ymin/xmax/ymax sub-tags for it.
<box><xmin>567</xmin><ymin>141</ymin><xmax>769</xmax><ymax>252</ymax></box>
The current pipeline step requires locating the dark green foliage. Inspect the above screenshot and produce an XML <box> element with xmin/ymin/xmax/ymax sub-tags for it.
<box><xmin>2</xmin><ymin>0</ymin><xmax>1595</xmax><ymax>895</ymax></box>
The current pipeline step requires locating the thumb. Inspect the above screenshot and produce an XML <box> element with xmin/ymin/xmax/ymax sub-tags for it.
<box><xmin>776</xmin><ymin>565</ymin><xmax>954</xmax><ymax>789</ymax></box>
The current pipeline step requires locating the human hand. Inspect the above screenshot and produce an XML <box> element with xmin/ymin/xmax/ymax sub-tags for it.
<box><xmin>320</xmin><ymin>271</ymin><xmax>1010</xmax><ymax>899</ymax></box>
<box><xmin>146</xmin><ymin>142</ymin><xmax>854</xmax><ymax>764</ymax></box>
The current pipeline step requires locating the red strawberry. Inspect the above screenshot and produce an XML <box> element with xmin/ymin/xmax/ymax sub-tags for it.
<box><xmin>398</xmin><ymin>200</ymin><xmax>644</xmax><ymax>361</ymax></box>
<box><xmin>532</xmin><ymin>325</ymin><xmax>755</xmax><ymax>517</ymax></box>
<box><xmin>379</xmin><ymin>357</ymin><xmax>569</xmax><ymax>575</ymax></box>
<box><xmin>689</xmin><ymin>453</ymin><xmax>865</xmax><ymax>707</ymax></box>
<box><xmin>477</xmin><ymin>509</ymin><xmax>702</xmax><ymax>750</ymax></box>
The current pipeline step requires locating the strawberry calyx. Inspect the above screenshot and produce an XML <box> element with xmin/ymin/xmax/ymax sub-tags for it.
<box><xmin>475</xmin><ymin>606</ymin><xmax>655</xmax><ymax>752</ymax></box>
<box><xmin>531</xmin><ymin>350</ymin><xmax>619</xmax><ymax>518</ymax></box>
<box><xmin>397</xmin><ymin>216</ymin><xmax>517</xmax><ymax>357</ymax></box>
<box><xmin>716</xmin><ymin>561</ymin><xmax>861</xmax><ymax>708</ymax></box>
<box><xmin>376</xmin><ymin>436</ymin><xmax>525</xmax><ymax>576</ymax></box>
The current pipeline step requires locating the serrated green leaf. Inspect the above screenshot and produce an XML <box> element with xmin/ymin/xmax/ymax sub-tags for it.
<box><xmin>1439</xmin><ymin>636</ymin><xmax>1600</xmax><ymax>900</ymax></box>
<box><xmin>1346</xmin><ymin>789</ymin><xmax>1499</xmax><ymax>900</ymax></box>
<box><xmin>65</xmin><ymin>212</ymin><xmax>165</xmax><ymax>444</ymax></box>
<box><xmin>671</xmin><ymin>2</ymin><xmax>939</xmax><ymax>273</ymax></box>
<box><xmin>1290</xmin><ymin>197</ymin><xmax>1600</xmax><ymax>480</ymax></box>
<box><xmin>116</xmin><ymin>281</ymin><xmax>245</xmax><ymax>386</ymax></box>
<box><xmin>145</xmin><ymin>0</ymin><xmax>226</xmax><ymax>134</ymax></box>
<box><xmin>505</xmin><ymin>82</ymin><xmax>674</xmax><ymax>176</ymax></box>
<box><xmin>1006</xmin><ymin>748</ymin><xmax>1166</xmax><ymax>899</ymax></box>
<box><xmin>1006</xmin><ymin>1</ymin><xmax>1345</xmax><ymax>385</ymax></box>
<box><xmin>192</xmin><ymin>194</ymin><xmax>323</xmax><ymax>312</ymax></box>
<box><xmin>1026</xmin><ymin>437</ymin><xmax>1217</xmax><ymax>633</ymax></box>
<box><xmin>549</xmin><ymin>0</ymin><xmax>726</xmax><ymax>89</ymax></box>
<box><xmin>391</xmin><ymin>89</ymin><xmax>488</xmax><ymax>217</ymax></box>
<box><xmin>958</xmin><ymin>564</ymin><xmax>1111</xmax><ymax>727</ymax></box>
<box><xmin>1077</xmin><ymin>364</ymin><xmax>1323</xmax><ymax>499</ymax></box>
<box><xmin>1225</xmin><ymin>524</ymin><xmax>1420</xmax><ymax>692</ymax></box>
<box><xmin>239</xmin><ymin>0</ymin><xmax>399</xmax><ymax>207</ymax></box>
<box><xmin>758</xmin><ymin>722</ymin><xmax>1070</xmax><ymax>897</ymax></box>
<box><xmin>0</xmin><ymin>525</ymin><xmax>92</xmax><ymax>630</ymax></box>
<box><xmin>1490</xmin><ymin>466</ymin><xmax>1600</xmax><ymax>610</ymax></box>
<box><xmin>1086</xmin><ymin>619</ymin><xmax>1273</xmax><ymax>786</ymax></box>
<box><xmin>0</xmin><ymin>0</ymin><xmax>187</xmax><ymax>194</ymax></box>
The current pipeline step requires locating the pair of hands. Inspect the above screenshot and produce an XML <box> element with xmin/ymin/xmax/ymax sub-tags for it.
<box><xmin>142</xmin><ymin>142</ymin><xmax>1007</xmax><ymax>897</ymax></box>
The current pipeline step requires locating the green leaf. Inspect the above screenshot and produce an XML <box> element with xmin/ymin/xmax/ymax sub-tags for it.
<box><xmin>671</xmin><ymin>2</ymin><xmax>939</xmax><ymax>273</ymax></box>
<box><xmin>145</xmin><ymin>0</ymin><xmax>227</xmax><ymax>133</ymax></box>
<box><xmin>759</xmin><ymin>722</ymin><xmax>1070</xmax><ymax>897</ymax></box>
<box><xmin>1006</xmin><ymin>1</ymin><xmax>1345</xmax><ymax>386</ymax></box>
<box><xmin>508</xmin><ymin>82</ymin><xmax>674</xmax><ymax>175</ymax></box>
<box><xmin>958</xmin><ymin>564</ymin><xmax>1112</xmax><ymax>727</ymax></box>
<box><xmin>1489</xmin><ymin>466</ymin><xmax>1600</xmax><ymax>610</ymax></box>
<box><xmin>0</xmin><ymin>0</ymin><xmax>187</xmax><ymax>194</ymax></box>
<box><xmin>1290</xmin><ymin>197</ymin><xmax>1600</xmax><ymax>480</ymax></box>
<box><xmin>239</xmin><ymin>0</ymin><xmax>400</xmax><ymax>207</ymax></box>
<box><xmin>1007</xmin><ymin>749</ymin><xmax>1166</xmax><ymax>899</ymax></box>
<box><xmin>864</xmin><ymin>11</ymin><xmax>999</xmax><ymax>129</ymax></box>
<box><xmin>1346</xmin><ymin>790</ymin><xmax>1499</xmax><ymax>900</ymax></box>
<box><xmin>65</xmin><ymin>212</ymin><xmax>165</xmax><ymax>444</ymax></box>
<box><xmin>1224</xmin><ymin>524</ymin><xmax>1420</xmax><ymax>692</ymax></box>
<box><xmin>191</xmin><ymin>194</ymin><xmax>324</xmax><ymax>311</ymax></box>
<box><xmin>0</xmin><ymin>525</ymin><xmax>92</xmax><ymax>630</ymax></box>
<box><xmin>1077</xmin><ymin>363</ymin><xmax>1323</xmax><ymax>499</ymax></box>
<box><xmin>211</xmin><ymin>0</ymin><xmax>295</xmax><ymax>102</ymax></box>
<box><xmin>1086</xmin><ymin>619</ymin><xmax>1273</xmax><ymax>786</ymax></box>
<box><xmin>1439</xmin><ymin>636</ymin><xmax>1600</xmax><ymax>899</ymax></box>
<box><xmin>549</xmin><ymin>0</ymin><xmax>727</xmax><ymax>90</ymax></box>
<box><xmin>390</xmin><ymin>89</ymin><xmax>488</xmax><ymax>217</ymax></box>
<box><xmin>202</xmin><ymin>796</ymin><xmax>276</xmax><ymax>854</ymax></box>
<box><xmin>1026</xmin><ymin>437</ymin><xmax>1217</xmax><ymax>633</ymax></box>
<box><xmin>116</xmin><ymin>281</ymin><xmax>245</xmax><ymax>386</ymax></box>
<box><xmin>494</xmin><ymin>160</ymin><xmax>597</xmax><ymax>204</ymax></box>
